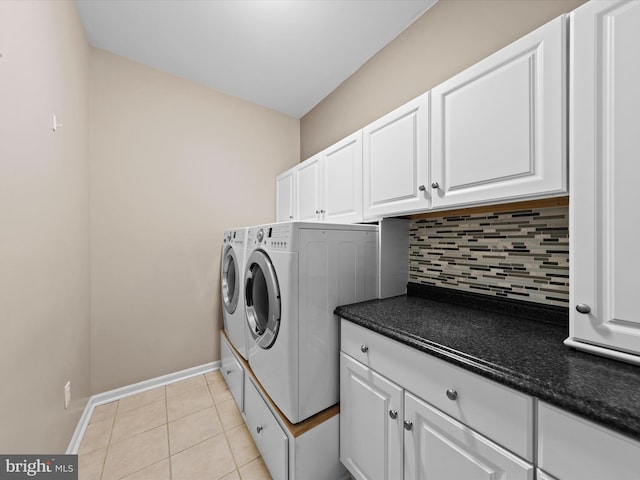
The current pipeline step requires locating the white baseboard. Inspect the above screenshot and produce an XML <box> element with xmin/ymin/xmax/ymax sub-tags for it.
<box><xmin>66</xmin><ymin>361</ymin><xmax>220</xmax><ymax>454</ymax></box>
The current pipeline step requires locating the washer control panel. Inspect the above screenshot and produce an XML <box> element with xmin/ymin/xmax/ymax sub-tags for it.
<box><xmin>223</xmin><ymin>229</ymin><xmax>246</xmax><ymax>246</ymax></box>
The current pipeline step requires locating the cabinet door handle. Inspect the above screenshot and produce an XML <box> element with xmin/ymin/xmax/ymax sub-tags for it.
<box><xmin>360</xmin><ymin>345</ymin><xmax>368</xmax><ymax>353</ymax></box>
<box><xmin>389</xmin><ymin>410</ymin><xmax>398</xmax><ymax>420</ymax></box>
<box><xmin>403</xmin><ymin>420</ymin><xmax>413</xmax><ymax>431</ymax></box>
<box><xmin>418</xmin><ymin>184</ymin><xmax>426</xmax><ymax>191</ymax></box>
<box><xmin>225</xmin><ymin>369</ymin><xmax>232</xmax><ymax>375</ymax></box>
<box><xmin>431</xmin><ymin>182</ymin><xmax>440</xmax><ymax>189</ymax></box>
<box><xmin>256</xmin><ymin>426</ymin><xmax>263</xmax><ymax>434</ymax></box>
<box><xmin>576</xmin><ymin>304</ymin><xmax>591</xmax><ymax>314</ymax></box>
<box><xmin>446</xmin><ymin>389</ymin><xmax>458</xmax><ymax>401</ymax></box>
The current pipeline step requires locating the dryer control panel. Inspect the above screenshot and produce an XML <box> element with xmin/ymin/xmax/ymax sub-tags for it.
<box><xmin>249</xmin><ymin>223</ymin><xmax>294</xmax><ymax>251</ymax></box>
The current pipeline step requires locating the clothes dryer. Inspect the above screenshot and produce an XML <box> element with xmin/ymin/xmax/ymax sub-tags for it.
<box><xmin>243</xmin><ymin>222</ymin><xmax>379</xmax><ymax>424</ymax></box>
<box><xmin>221</xmin><ymin>227</ymin><xmax>249</xmax><ymax>359</ymax></box>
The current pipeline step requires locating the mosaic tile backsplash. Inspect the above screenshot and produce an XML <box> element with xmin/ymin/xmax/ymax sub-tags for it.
<box><xmin>409</xmin><ymin>205</ymin><xmax>569</xmax><ymax>307</ymax></box>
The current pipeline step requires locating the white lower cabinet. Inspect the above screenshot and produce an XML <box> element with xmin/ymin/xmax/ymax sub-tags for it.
<box><xmin>340</xmin><ymin>353</ymin><xmax>403</xmax><ymax>480</ymax></box>
<box><xmin>245</xmin><ymin>376</ymin><xmax>289</xmax><ymax>480</ymax></box>
<box><xmin>221</xmin><ymin>331</ymin><xmax>345</xmax><ymax>480</ymax></box>
<box><xmin>339</xmin><ymin>319</ymin><xmax>535</xmax><ymax>480</ymax></box>
<box><xmin>340</xmin><ymin>350</ymin><xmax>533</xmax><ymax>480</ymax></box>
<box><xmin>536</xmin><ymin>468</ymin><xmax>559</xmax><ymax>480</ymax></box>
<box><xmin>341</xmin><ymin>320</ymin><xmax>534</xmax><ymax>461</ymax></box>
<box><xmin>220</xmin><ymin>334</ymin><xmax>244</xmax><ymax>412</ymax></box>
<box><xmin>340</xmin><ymin>320</ymin><xmax>640</xmax><ymax>480</ymax></box>
<box><xmin>405</xmin><ymin>392</ymin><xmax>533</xmax><ymax>480</ymax></box>
<box><xmin>538</xmin><ymin>402</ymin><xmax>640</xmax><ymax>480</ymax></box>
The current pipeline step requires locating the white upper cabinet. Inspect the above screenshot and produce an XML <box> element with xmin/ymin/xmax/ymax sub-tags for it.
<box><xmin>363</xmin><ymin>92</ymin><xmax>430</xmax><ymax>220</ymax></box>
<box><xmin>276</xmin><ymin>13</ymin><xmax>573</xmax><ymax>220</ymax></box>
<box><xmin>565</xmin><ymin>0</ymin><xmax>640</xmax><ymax>365</ymax></box>
<box><xmin>430</xmin><ymin>15</ymin><xmax>567</xmax><ymax>209</ymax></box>
<box><xmin>322</xmin><ymin>131</ymin><xmax>363</xmax><ymax>224</ymax></box>
<box><xmin>288</xmin><ymin>132</ymin><xmax>363</xmax><ymax>224</ymax></box>
<box><xmin>275</xmin><ymin>167</ymin><xmax>296</xmax><ymax>222</ymax></box>
<box><xmin>295</xmin><ymin>153</ymin><xmax>323</xmax><ymax>222</ymax></box>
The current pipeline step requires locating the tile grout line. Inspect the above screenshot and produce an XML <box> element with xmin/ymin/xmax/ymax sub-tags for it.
<box><xmin>207</xmin><ymin>373</ymin><xmax>243</xmax><ymax>479</ymax></box>
<box><xmin>102</xmin><ymin>391</ymin><xmax>169</xmax><ymax>480</ymax></box>
<box><xmin>89</xmin><ymin>373</ymin><xmax>257</xmax><ymax>480</ymax></box>
<box><xmin>205</xmin><ymin>374</ymin><xmax>237</xmax><ymax>480</ymax></box>
<box><xmin>100</xmin><ymin>400</ymin><xmax>119</xmax><ymax>480</ymax></box>
<box><xmin>165</xmin><ymin>384</ymin><xmax>172</xmax><ymax>480</ymax></box>
<box><xmin>215</xmin><ymin>387</ymin><xmax>240</xmax><ymax>477</ymax></box>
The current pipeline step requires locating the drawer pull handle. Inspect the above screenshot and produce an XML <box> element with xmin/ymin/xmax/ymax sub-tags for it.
<box><xmin>389</xmin><ymin>410</ymin><xmax>398</xmax><ymax>420</ymax></box>
<box><xmin>446</xmin><ymin>389</ymin><xmax>458</xmax><ymax>401</ymax></box>
<box><xmin>576</xmin><ymin>303</ymin><xmax>591</xmax><ymax>314</ymax></box>
<box><xmin>360</xmin><ymin>345</ymin><xmax>369</xmax><ymax>353</ymax></box>
<box><xmin>403</xmin><ymin>420</ymin><xmax>413</xmax><ymax>431</ymax></box>
<box><xmin>256</xmin><ymin>426</ymin><xmax>263</xmax><ymax>434</ymax></box>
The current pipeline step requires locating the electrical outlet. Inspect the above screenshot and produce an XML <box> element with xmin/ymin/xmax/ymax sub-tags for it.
<box><xmin>64</xmin><ymin>381</ymin><xmax>71</xmax><ymax>409</ymax></box>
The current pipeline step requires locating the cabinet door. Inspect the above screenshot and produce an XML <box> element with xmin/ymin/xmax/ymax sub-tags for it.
<box><xmin>276</xmin><ymin>167</ymin><xmax>296</xmax><ymax>222</ymax></box>
<box><xmin>323</xmin><ymin>131</ymin><xmax>363</xmax><ymax>224</ymax></box>
<box><xmin>404</xmin><ymin>392</ymin><xmax>533</xmax><ymax>480</ymax></box>
<box><xmin>295</xmin><ymin>154</ymin><xmax>322</xmax><ymax>222</ymax></box>
<box><xmin>536</xmin><ymin>469</ymin><xmax>558</xmax><ymax>480</ymax></box>
<box><xmin>340</xmin><ymin>353</ymin><xmax>403</xmax><ymax>480</ymax></box>
<box><xmin>567</xmin><ymin>0</ymin><xmax>640</xmax><ymax>364</ymax></box>
<box><xmin>430</xmin><ymin>15</ymin><xmax>566</xmax><ymax>209</ymax></box>
<box><xmin>363</xmin><ymin>92</ymin><xmax>430</xmax><ymax>219</ymax></box>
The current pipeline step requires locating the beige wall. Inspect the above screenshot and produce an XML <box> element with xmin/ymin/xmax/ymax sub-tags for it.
<box><xmin>0</xmin><ymin>1</ymin><xmax>91</xmax><ymax>453</ymax></box>
<box><xmin>90</xmin><ymin>49</ymin><xmax>299</xmax><ymax>393</ymax></box>
<box><xmin>301</xmin><ymin>0</ymin><xmax>587</xmax><ymax>159</ymax></box>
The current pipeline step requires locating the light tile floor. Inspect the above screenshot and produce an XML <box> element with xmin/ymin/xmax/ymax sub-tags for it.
<box><xmin>77</xmin><ymin>371</ymin><xmax>271</xmax><ymax>480</ymax></box>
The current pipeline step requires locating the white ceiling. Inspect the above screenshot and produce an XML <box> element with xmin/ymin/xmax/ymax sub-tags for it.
<box><xmin>75</xmin><ymin>0</ymin><xmax>437</xmax><ymax>118</ymax></box>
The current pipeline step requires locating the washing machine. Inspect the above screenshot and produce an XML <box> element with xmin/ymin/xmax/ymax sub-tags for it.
<box><xmin>221</xmin><ymin>227</ymin><xmax>249</xmax><ymax>360</ymax></box>
<box><xmin>243</xmin><ymin>221</ymin><xmax>379</xmax><ymax>424</ymax></box>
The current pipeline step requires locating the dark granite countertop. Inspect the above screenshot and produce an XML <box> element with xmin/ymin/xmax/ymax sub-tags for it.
<box><xmin>335</xmin><ymin>284</ymin><xmax>640</xmax><ymax>442</ymax></box>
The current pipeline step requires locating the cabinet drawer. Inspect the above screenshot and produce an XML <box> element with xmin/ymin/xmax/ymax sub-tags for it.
<box><xmin>538</xmin><ymin>402</ymin><xmax>640</xmax><ymax>480</ymax></box>
<box><xmin>341</xmin><ymin>320</ymin><xmax>534</xmax><ymax>461</ymax></box>
<box><xmin>221</xmin><ymin>334</ymin><xmax>244</xmax><ymax>412</ymax></box>
<box><xmin>245</xmin><ymin>376</ymin><xmax>288</xmax><ymax>480</ymax></box>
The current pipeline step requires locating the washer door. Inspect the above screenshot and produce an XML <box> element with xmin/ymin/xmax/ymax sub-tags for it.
<box><xmin>221</xmin><ymin>245</ymin><xmax>239</xmax><ymax>315</ymax></box>
<box><xmin>244</xmin><ymin>250</ymin><xmax>281</xmax><ymax>349</ymax></box>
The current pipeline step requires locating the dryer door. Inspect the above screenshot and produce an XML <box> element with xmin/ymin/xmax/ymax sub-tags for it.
<box><xmin>221</xmin><ymin>245</ymin><xmax>240</xmax><ymax>314</ymax></box>
<box><xmin>244</xmin><ymin>250</ymin><xmax>281</xmax><ymax>349</ymax></box>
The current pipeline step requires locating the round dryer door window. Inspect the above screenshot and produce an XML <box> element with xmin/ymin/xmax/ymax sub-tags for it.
<box><xmin>221</xmin><ymin>247</ymin><xmax>239</xmax><ymax>314</ymax></box>
<box><xmin>244</xmin><ymin>250</ymin><xmax>281</xmax><ymax>349</ymax></box>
